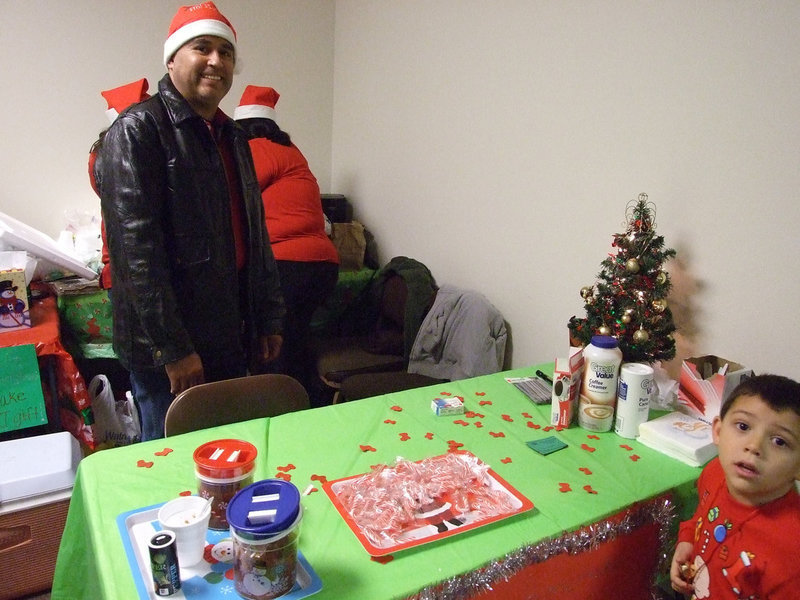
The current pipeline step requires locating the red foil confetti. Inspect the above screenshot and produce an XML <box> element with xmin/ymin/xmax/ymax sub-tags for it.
<box><xmin>154</xmin><ymin>448</ymin><xmax>173</xmax><ymax>456</ymax></box>
<box><xmin>559</xmin><ymin>483</ymin><xmax>572</xmax><ymax>493</ymax></box>
<box><xmin>500</xmin><ymin>457</ymin><xmax>512</xmax><ymax>464</ymax></box>
<box><xmin>479</xmin><ymin>400</ymin><xmax>493</xmax><ymax>406</ymax></box>
<box><xmin>583</xmin><ymin>485</ymin><xmax>598</xmax><ymax>494</ymax></box>
<box><xmin>489</xmin><ymin>431</ymin><xmax>505</xmax><ymax>438</ymax></box>
<box><xmin>276</xmin><ymin>464</ymin><xmax>295</xmax><ymax>472</ymax></box>
<box><xmin>390</xmin><ymin>405</ymin><xmax>403</xmax><ymax>412</ymax></box>
<box><xmin>579</xmin><ymin>467</ymin><xmax>593</xmax><ymax>475</ymax></box>
<box><xmin>630</xmin><ymin>455</ymin><xmax>641</xmax><ymax>461</ymax></box>
<box><xmin>581</xmin><ymin>444</ymin><xmax>597</xmax><ymax>453</ymax></box>
<box><xmin>399</xmin><ymin>433</ymin><xmax>411</xmax><ymax>441</ymax></box>
<box><xmin>384</xmin><ymin>419</ymin><xmax>397</xmax><ymax>424</ymax></box>
<box><xmin>424</xmin><ymin>432</ymin><xmax>434</xmax><ymax>440</ymax></box>
<box><xmin>137</xmin><ymin>460</ymin><xmax>153</xmax><ymax>468</ymax></box>
<box><xmin>360</xmin><ymin>444</ymin><xmax>377</xmax><ymax>452</ymax></box>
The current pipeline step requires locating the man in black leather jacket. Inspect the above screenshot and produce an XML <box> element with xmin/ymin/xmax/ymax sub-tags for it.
<box><xmin>94</xmin><ymin>2</ymin><xmax>285</xmax><ymax>440</ymax></box>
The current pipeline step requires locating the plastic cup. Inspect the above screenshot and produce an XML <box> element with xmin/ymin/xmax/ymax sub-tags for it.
<box><xmin>193</xmin><ymin>439</ymin><xmax>257</xmax><ymax>530</ymax></box>
<box><xmin>227</xmin><ymin>479</ymin><xmax>302</xmax><ymax>600</ymax></box>
<box><xmin>157</xmin><ymin>495</ymin><xmax>212</xmax><ymax>568</ymax></box>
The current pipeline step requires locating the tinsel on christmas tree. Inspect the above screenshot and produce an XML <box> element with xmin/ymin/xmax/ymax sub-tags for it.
<box><xmin>568</xmin><ymin>193</ymin><xmax>677</xmax><ymax>363</ymax></box>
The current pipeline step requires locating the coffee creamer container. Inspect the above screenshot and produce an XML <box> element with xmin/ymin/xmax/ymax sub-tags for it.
<box><xmin>614</xmin><ymin>362</ymin><xmax>654</xmax><ymax>438</ymax></box>
<box><xmin>578</xmin><ymin>335</ymin><xmax>623</xmax><ymax>432</ymax></box>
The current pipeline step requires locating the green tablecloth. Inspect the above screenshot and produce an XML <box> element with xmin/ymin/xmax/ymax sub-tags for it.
<box><xmin>51</xmin><ymin>365</ymin><xmax>700</xmax><ymax>599</ymax></box>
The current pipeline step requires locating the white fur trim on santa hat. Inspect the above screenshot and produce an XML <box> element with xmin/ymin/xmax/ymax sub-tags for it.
<box><xmin>163</xmin><ymin>19</ymin><xmax>237</xmax><ymax>67</ymax></box>
<box><xmin>233</xmin><ymin>104</ymin><xmax>277</xmax><ymax>121</ymax></box>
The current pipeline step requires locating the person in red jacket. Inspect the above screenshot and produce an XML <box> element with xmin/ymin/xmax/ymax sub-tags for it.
<box><xmin>89</xmin><ymin>78</ymin><xmax>151</xmax><ymax>290</ymax></box>
<box><xmin>235</xmin><ymin>86</ymin><xmax>339</xmax><ymax>393</ymax></box>
<box><xmin>670</xmin><ymin>374</ymin><xmax>800</xmax><ymax>599</ymax></box>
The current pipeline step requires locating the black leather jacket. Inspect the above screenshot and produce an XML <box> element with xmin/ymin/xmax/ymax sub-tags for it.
<box><xmin>95</xmin><ymin>74</ymin><xmax>285</xmax><ymax>372</ymax></box>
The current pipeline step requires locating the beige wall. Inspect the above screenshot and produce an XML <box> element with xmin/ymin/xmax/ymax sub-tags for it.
<box><xmin>1</xmin><ymin>0</ymin><xmax>334</xmax><ymax>234</ymax></box>
<box><xmin>2</xmin><ymin>1</ymin><xmax>799</xmax><ymax>380</ymax></box>
<box><xmin>331</xmin><ymin>1</ymin><xmax>800</xmax><ymax>379</ymax></box>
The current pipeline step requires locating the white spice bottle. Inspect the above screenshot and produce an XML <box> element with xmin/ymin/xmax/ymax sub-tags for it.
<box><xmin>578</xmin><ymin>335</ymin><xmax>623</xmax><ymax>432</ymax></box>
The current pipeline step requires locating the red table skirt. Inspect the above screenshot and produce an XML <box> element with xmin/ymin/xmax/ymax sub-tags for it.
<box><xmin>410</xmin><ymin>495</ymin><xmax>674</xmax><ymax>600</ymax></box>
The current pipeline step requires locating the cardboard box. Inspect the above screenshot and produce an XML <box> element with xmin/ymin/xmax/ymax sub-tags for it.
<box><xmin>0</xmin><ymin>268</ymin><xmax>31</xmax><ymax>332</ymax></box>
<box><xmin>431</xmin><ymin>396</ymin><xmax>464</xmax><ymax>416</ymax></box>
<box><xmin>677</xmin><ymin>355</ymin><xmax>753</xmax><ymax>424</ymax></box>
<box><xmin>0</xmin><ymin>431</ymin><xmax>81</xmax><ymax>599</ymax></box>
<box><xmin>551</xmin><ymin>346</ymin><xmax>584</xmax><ymax>427</ymax></box>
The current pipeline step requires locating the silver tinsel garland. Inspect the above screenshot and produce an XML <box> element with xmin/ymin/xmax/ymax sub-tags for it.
<box><xmin>406</xmin><ymin>494</ymin><xmax>677</xmax><ymax>600</ymax></box>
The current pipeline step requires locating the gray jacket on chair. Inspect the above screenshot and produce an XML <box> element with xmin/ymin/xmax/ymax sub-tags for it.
<box><xmin>408</xmin><ymin>285</ymin><xmax>507</xmax><ymax>381</ymax></box>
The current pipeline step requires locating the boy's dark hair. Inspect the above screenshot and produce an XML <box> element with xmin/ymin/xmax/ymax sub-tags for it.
<box><xmin>721</xmin><ymin>374</ymin><xmax>800</xmax><ymax>419</ymax></box>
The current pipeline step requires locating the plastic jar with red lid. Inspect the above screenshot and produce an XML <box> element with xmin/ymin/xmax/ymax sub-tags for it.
<box><xmin>193</xmin><ymin>439</ymin><xmax>257</xmax><ymax>529</ymax></box>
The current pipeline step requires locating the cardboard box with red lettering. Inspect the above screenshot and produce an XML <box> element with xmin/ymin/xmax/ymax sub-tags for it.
<box><xmin>551</xmin><ymin>346</ymin><xmax>584</xmax><ymax>427</ymax></box>
<box><xmin>677</xmin><ymin>355</ymin><xmax>752</xmax><ymax>425</ymax></box>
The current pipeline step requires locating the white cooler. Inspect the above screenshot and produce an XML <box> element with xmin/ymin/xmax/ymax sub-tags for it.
<box><xmin>0</xmin><ymin>431</ymin><xmax>82</xmax><ymax>599</ymax></box>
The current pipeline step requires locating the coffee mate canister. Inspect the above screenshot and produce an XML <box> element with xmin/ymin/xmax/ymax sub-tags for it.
<box><xmin>578</xmin><ymin>335</ymin><xmax>623</xmax><ymax>432</ymax></box>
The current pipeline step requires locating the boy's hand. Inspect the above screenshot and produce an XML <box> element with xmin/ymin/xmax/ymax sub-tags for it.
<box><xmin>670</xmin><ymin>541</ymin><xmax>695</xmax><ymax>596</ymax></box>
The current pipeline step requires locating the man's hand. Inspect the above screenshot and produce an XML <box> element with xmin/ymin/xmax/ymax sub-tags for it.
<box><xmin>165</xmin><ymin>352</ymin><xmax>205</xmax><ymax>395</ymax></box>
<box><xmin>259</xmin><ymin>334</ymin><xmax>283</xmax><ymax>364</ymax></box>
<box><xmin>670</xmin><ymin>540</ymin><xmax>695</xmax><ymax>597</ymax></box>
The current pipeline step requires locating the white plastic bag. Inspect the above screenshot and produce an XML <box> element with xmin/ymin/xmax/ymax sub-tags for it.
<box><xmin>89</xmin><ymin>374</ymin><xmax>141</xmax><ymax>447</ymax></box>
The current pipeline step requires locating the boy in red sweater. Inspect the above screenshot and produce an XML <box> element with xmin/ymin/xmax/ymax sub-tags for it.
<box><xmin>670</xmin><ymin>374</ymin><xmax>800</xmax><ymax>598</ymax></box>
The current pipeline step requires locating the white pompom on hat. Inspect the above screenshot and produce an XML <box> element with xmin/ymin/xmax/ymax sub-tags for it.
<box><xmin>163</xmin><ymin>2</ymin><xmax>237</xmax><ymax>67</ymax></box>
<box><xmin>233</xmin><ymin>85</ymin><xmax>279</xmax><ymax>121</ymax></box>
<box><xmin>101</xmin><ymin>78</ymin><xmax>150</xmax><ymax>123</ymax></box>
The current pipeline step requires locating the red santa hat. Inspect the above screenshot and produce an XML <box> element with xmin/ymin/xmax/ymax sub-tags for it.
<box><xmin>234</xmin><ymin>85</ymin><xmax>279</xmax><ymax>121</ymax></box>
<box><xmin>163</xmin><ymin>2</ymin><xmax>237</xmax><ymax>67</ymax></box>
<box><xmin>100</xmin><ymin>78</ymin><xmax>150</xmax><ymax>123</ymax></box>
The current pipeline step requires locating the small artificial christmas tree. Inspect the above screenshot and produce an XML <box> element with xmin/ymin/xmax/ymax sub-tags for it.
<box><xmin>568</xmin><ymin>193</ymin><xmax>677</xmax><ymax>363</ymax></box>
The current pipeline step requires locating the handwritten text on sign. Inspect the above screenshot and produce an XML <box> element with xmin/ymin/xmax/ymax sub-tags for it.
<box><xmin>0</xmin><ymin>344</ymin><xmax>48</xmax><ymax>434</ymax></box>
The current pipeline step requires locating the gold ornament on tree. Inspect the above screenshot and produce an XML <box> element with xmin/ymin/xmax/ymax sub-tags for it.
<box><xmin>625</xmin><ymin>258</ymin><xmax>640</xmax><ymax>273</ymax></box>
<box><xmin>633</xmin><ymin>327</ymin><xmax>649</xmax><ymax>344</ymax></box>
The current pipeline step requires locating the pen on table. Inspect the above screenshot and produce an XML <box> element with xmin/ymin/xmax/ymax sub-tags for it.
<box><xmin>536</xmin><ymin>370</ymin><xmax>553</xmax><ymax>385</ymax></box>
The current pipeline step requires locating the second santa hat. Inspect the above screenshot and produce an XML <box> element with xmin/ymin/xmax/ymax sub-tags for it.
<box><xmin>101</xmin><ymin>78</ymin><xmax>150</xmax><ymax>123</ymax></box>
<box><xmin>163</xmin><ymin>2</ymin><xmax>237</xmax><ymax>67</ymax></box>
<box><xmin>234</xmin><ymin>86</ymin><xmax>280</xmax><ymax>121</ymax></box>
